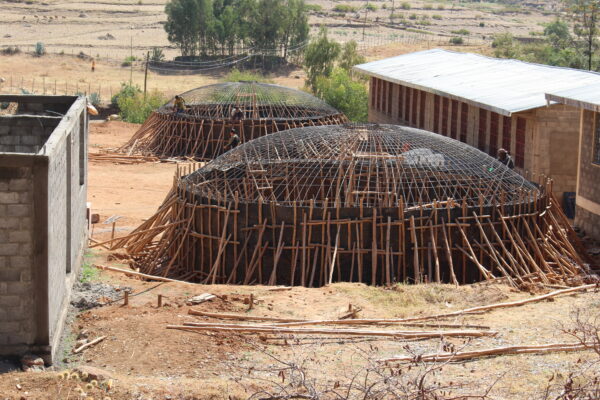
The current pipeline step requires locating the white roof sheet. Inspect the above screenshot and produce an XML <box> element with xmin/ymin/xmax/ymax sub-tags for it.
<box><xmin>354</xmin><ymin>49</ymin><xmax>600</xmax><ymax>116</ymax></box>
<box><xmin>545</xmin><ymin>85</ymin><xmax>600</xmax><ymax>113</ymax></box>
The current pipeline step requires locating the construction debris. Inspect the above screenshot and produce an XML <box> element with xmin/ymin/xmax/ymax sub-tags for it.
<box><xmin>379</xmin><ymin>342</ymin><xmax>597</xmax><ymax>363</ymax></box>
<box><xmin>169</xmin><ymin>323</ymin><xmax>497</xmax><ymax>338</ymax></box>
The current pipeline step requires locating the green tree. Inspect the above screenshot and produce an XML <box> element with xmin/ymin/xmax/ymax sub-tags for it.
<box><xmin>338</xmin><ymin>40</ymin><xmax>366</xmax><ymax>71</ymax></box>
<box><xmin>314</xmin><ymin>68</ymin><xmax>368</xmax><ymax>121</ymax></box>
<box><xmin>281</xmin><ymin>0</ymin><xmax>310</xmax><ymax>59</ymax></box>
<box><xmin>303</xmin><ymin>27</ymin><xmax>341</xmax><ymax>90</ymax></box>
<box><xmin>197</xmin><ymin>0</ymin><xmax>216</xmax><ymax>55</ymax></box>
<box><xmin>565</xmin><ymin>0</ymin><xmax>600</xmax><ymax>70</ymax></box>
<box><xmin>165</xmin><ymin>0</ymin><xmax>200</xmax><ymax>56</ymax></box>
<box><xmin>491</xmin><ymin>33</ymin><xmax>521</xmax><ymax>59</ymax></box>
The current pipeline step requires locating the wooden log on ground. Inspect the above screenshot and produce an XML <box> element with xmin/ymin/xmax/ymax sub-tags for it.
<box><xmin>379</xmin><ymin>342</ymin><xmax>594</xmax><ymax>363</ymax></box>
<box><xmin>168</xmin><ymin>324</ymin><xmax>497</xmax><ymax>338</ymax></box>
<box><xmin>94</xmin><ymin>264</ymin><xmax>194</xmax><ymax>284</ymax></box>
<box><xmin>73</xmin><ymin>336</ymin><xmax>107</xmax><ymax>354</ymax></box>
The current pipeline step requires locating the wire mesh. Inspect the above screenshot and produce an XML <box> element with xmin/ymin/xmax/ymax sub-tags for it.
<box><xmin>158</xmin><ymin>81</ymin><xmax>341</xmax><ymax>120</ymax></box>
<box><xmin>183</xmin><ymin>123</ymin><xmax>539</xmax><ymax>208</ymax></box>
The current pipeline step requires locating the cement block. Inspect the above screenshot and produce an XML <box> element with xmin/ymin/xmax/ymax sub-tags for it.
<box><xmin>20</xmin><ymin>136</ymin><xmax>40</xmax><ymax>146</ymax></box>
<box><xmin>0</xmin><ymin>295</ymin><xmax>20</xmax><ymax>307</ymax></box>
<box><xmin>0</xmin><ymin>243</ymin><xmax>19</xmax><ymax>256</ymax></box>
<box><xmin>0</xmin><ymin>217</ymin><xmax>19</xmax><ymax>229</ymax></box>
<box><xmin>0</xmin><ymin>269</ymin><xmax>21</xmax><ymax>282</ymax></box>
<box><xmin>0</xmin><ymin>256</ymin><xmax>6</xmax><ymax>268</ymax></box>
<box><xmin>0</xmin><ymin>192</ymin><xmax>19</xmax><ymax>204</ymax></box>
<box><xmin>7</xmin><ymin>204</ymin><xmax>29</xmax><ymax>217</ymax></box>
<box><xmin>10</xmin><ymin>256</ymin><xmax>30</xmax><ymax>269</ymax></box>
<box><xmin>8</xmin><ymin>179</ymin><xmax>30</xmax><ymax>192</ymax></box>
<box><xmin>0</xmin><ymin>322</ymin><xmax>19</xmax><ymax>334</ymax></box>
<box><xmin>0</xmin><ymin>282</ymin><xmax>6</xmax><ymax>294</ymax></box>
<box><xmin>8</xmin><ymin>230</ymin><xmax>31</xmax><ymax>243</ymax></box>
<box><xmin>0</xmin><ymin>126</ymin><xmax>10</xmax><ymax>135</ymax></box>
<box><xmin>0</xmin><ymin>136</ymin><xmax>19</xmax><ymax>146</ymax></box>
<box><xmin>7</xmin><ymin>282</ymin><xmax>31</xmax><ymax>295</ymax></box>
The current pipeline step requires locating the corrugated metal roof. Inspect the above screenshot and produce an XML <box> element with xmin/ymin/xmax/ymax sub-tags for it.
<box><xmin>545</xmin><ymin>85</ymin><xmax>600</xmax><ymax>113</ymax></box>
<box><xmin>353</xmin><ymin>49</ymin><xmax>600</xmax><ymax>116</ymax></box>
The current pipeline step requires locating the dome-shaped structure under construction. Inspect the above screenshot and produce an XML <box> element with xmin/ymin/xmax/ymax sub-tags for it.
<box><xmin>118</xmin><ymin>124</ymin><xmax>586</xmax><ymax>288</ymax></box>
<box><xmin>119</xmin><ymin>82</ymin><xmax>347</xmax><ymax>160</ymax></box>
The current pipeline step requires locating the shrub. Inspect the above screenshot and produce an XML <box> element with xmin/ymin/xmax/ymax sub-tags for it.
<box><xmin>479</xmin><ymin>21</ymin><xmax>485</xmax><ymax>27</ymax></box>
<box><xmin>449</xmin><ymin>36</ymin><xmax>464</xmax><ymax>45</ymax></box>
<box><xmin>334</xmin><ymin>4</ymin><xmax>356</xmax><ymax>12</ymax></box>
<box><xmin>390</xmin><ymin>12</ymin><xmax>405</xmax><ymax>20</ymax></box>
<box><xmin>115</xmin><ymin>83</ymin><xmax>166</xmax><ymax>124</ymax></box>
<box><xmin>111</xmin><ymin>82</ymin><xmax>139</xmax><ymax>106</ymax></box>
<box><xmin>1</xmin><ymin>46</ymin><xmax>20</xmax><ymax>55</ymax></box>
<box><xmin>121</xmin><ymin>55</ymin><xmax>137</xmax><ymax>67</ymax></box>
<box><xmin>423</xmin><ymin>3</ymin><xmax>433</xmax><ymax>10</ymax></box>
<box><xmin>408</xmin><ymin>13</ymin><xmax>417</xmax><ymax>19</ymax></box>
<box><xmin>382</xmin><ymin>3</ymin><xmax>387</xmax><ymax>9</ymax></box>
<box><xmin>365</xmin><ymin>3</ymin><xmax>377</xmax><ymax>11</ymax></box>
<box><xmin>88</xmin><ymin>92</ymin><xmax>101</xmax><ymax>107</ymax></box>
<box><xmin>305</xmin><ymin>3</ymin><xmax>322</xmax><ymax>11</ymax></box>
<box><xmin>314</xmin><ymin>68</ymin><xmax>368</xmax><ymax>122</ymax></box>
<box><xmin>150</xmin><ymin>47</ymin><xmax>165</xmax><ymax>62</ymax></box>
<box><xmin>400</xmin><ymin>2</ymin><xmax>410</xmax><ymax>9</ymax></box>
<box><xmin>451</xmin><ymin>28</ymin><xmax>470</xmax><ymax>35</ymax></box>
<box><xmin>437</xmin><ymin>3</ymin><xmax>444</xmax><ymax>9</ymax></box>
<box><xmin>432</xmin><ymin>14</ymin><xmax>442</xmax><ymax>19</ymax></box>
<box><xmin>34</xmin><ymin>42</ymin><xmax>45</xmax><ymax>56</ymax></box>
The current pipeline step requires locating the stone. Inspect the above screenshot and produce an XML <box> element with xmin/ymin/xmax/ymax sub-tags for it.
<box><xmin>20</xmin><ymin>354</ymin><xmax>44</xmax><ymax>368</ymax></box>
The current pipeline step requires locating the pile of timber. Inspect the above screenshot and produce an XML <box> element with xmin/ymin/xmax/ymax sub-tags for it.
<box><xmin>89</xmin><ymin>152</ymin><xmax>161</xmax><ymax>164</ymax></box>
<box><xmin>167</xmin><ymin>284</ymin><xmax>598</xmax><ymax>362</ymax></box>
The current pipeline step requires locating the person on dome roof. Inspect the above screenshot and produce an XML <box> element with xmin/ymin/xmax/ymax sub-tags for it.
<box><xmin>231</xmin><ymin>106</ymin><xmax>244</xmax><ymax>121</ymax></box>
<box><xmin>174</xmin><ymin>95</ymin><xmax>186</xmax><ymax>115</ymax></box>
<box><xmin>225</xmin><ymin>128</ymin><xmax>240</xmax><ymax>150</ymax></box>
<box><xmin>497</xmin><ymin>148</ymin><xmax>514</xmax><ymax>169</ymax></box>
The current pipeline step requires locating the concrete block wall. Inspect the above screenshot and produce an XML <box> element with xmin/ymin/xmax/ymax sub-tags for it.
<box><xmin>0</xmin><ymin>165</ymin><xmax>36</xmax><ymax>352</ymax></box>
<box><xmin>0</xmin><ymin>116</ymin><xmax>59</xmax><ymax>153</ymax></box>
<box><xmin>575</xmin><ymin>110</ymin><xmax>600</xmax><ymax>240</ymax></box>
<box><xmin>0</xmin><ymin>95</ymin><xmax>88</xmax><ymax>363</ymax></box>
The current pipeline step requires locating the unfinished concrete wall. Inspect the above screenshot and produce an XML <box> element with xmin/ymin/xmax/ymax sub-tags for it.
<box><xmin>575</xmin><ymin>109</ymin><xmax>600</xmax><ymax>240</ymax></box>
<box><xmin>0</xmin><ymin>116</ymin><xmax>59</xmax><ymax>153</ymax></box>
<box><xmin>367</xmin><ymin>78</ymin><xmax>578</xmax><ymax>201</ymax></box>
<box><xmin>0</xmin><ymin>161</ymin><xmax>36</xmax><ymax>353</ymax></box>
<box><xmin>0</xmin><ymin>95</ymin><xmax>88</xmax><ymax>363</ymax></box>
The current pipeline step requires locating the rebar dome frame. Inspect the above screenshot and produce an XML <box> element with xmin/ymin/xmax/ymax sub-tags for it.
<box><xmin>113</xmin><ymin>124</ymin><xmax>588</xmax><ymax>288</ymax></box>
<box><xmin>119</xmin><ymin>82</ymin><xmax>348</xmax><ymax>160</ymax></box>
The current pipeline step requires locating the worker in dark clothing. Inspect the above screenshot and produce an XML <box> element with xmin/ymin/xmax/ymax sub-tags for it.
<box><xmin>231</xmin><ymin>106</ymin><xmax>244</xmax><ymax>121</ymax></box>
<box><xmin>497</xmin><ymin>148</ymin><xmax>514</xmax><ymax>169</ymax></box>
<box><xmin>226</xmin><ymin>128</ymin><xmax>240</xmax><ymax>150</ymax></box>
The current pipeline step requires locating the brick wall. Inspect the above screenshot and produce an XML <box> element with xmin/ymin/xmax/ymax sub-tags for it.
<box><xmin>0</xmin><ymin>95</ymin><xmax>88</xmax><ymax>363</ymax></box>
<box><xmin>0</xmin><ymin>165</ymin><xmax>36</xmax><ymax>351</ymax></box>
<box><xmin>575</xmin><ymin>110</ymin><xmax>600</xmax><ymax>240</ymax></box>
<box><xmin>0</xmin><ymin>116</ymin><xmax>59</xmax><ymax>153</ymax></box>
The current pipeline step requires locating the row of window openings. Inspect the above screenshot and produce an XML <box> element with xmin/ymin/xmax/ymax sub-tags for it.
<box><xmin>370</xmin><ymin>78</ymin><xmax>525</xmax><ymax>168</ymax></box>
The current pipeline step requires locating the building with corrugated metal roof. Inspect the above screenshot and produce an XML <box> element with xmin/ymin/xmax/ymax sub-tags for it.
<box><xmin>354</xmin><ymin>49</ymin><xmax>600</xmax><ymax>202</ymax></box>
<box><xmin>546</xmin><ymin>86</ymin><xmax>600</xmax><ymax>240</ymax></box>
